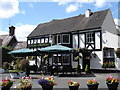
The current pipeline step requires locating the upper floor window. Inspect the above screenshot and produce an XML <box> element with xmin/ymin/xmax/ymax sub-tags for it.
<box><xmin>41</xmin><ymin>38</ymin><xmax>44</xmax><ymax>43</ymax></box>
<box><xmin>45</xmin><ymin>38</ymin><xmax>49</xmax><ymax>43</ymax></box>
<box><xmin>62</xmin><ymin>34</ymin><xmax>70</xmax><ymax>44</ymax></box>
<box><xmin>86</xmin><ymin>32</ymin><xmax>94</xmax><ymax>43</ymax></box>
<box><xmin>28</xmin><ymin>40</ymin><xmax>30</xmax><ymax>44</ymax></box>
<box><xmin>57</xmin><ymin>34</ymin><xmax>61</xmax><ymax>44</ymax></box>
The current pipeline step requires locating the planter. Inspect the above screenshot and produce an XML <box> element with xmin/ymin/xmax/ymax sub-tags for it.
<box><xmin>1</xmin><ymin>86</ymin><xmax>11</xmax><ymax>90</ymax></box>
<box><xmin>19</xmin><ymin>87</ymin><xmax>32</xmax><ymax>90</ymax></box>
<box><xmin>41</xmin><ymin>85</ymin><xmax>53</xmax><ymax>90</ymax></box>
<box><xmin>87</xmin><ymin>84</ymin><xmax>99</xmax><ymax>90</ymax></box>
<box><xmin>107</xmin><ymin>83</ymin><xmax>119</xmax><ymax>90</ymax></box>
<box><xmin>69</xmin><ymin>86</ymin><xmax>79</xmax><ymax>90</ymax></box>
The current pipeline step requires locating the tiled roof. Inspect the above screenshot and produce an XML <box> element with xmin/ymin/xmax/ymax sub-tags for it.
<box><xmin>0</xmin><ymin>35</ymin><xmax>14</xmax><ymax>46</ymax></box>
<box><xmin>28</xmin><ymin>9</ymin><xmax>109</xmax><ymax>38</ymax></box>
<box><xmin>13</xmin><ymin>41</ymin><xmax>27</xmax><ymax>50</ymax></box>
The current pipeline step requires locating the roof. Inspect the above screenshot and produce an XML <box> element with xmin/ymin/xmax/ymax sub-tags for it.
<box><xmin>28</xmin><ymin>9</ymin><xmax>109</xmax><ymax>38</ymax></box>
<box><xmin>0</xmin><ymin>35</ymin><xmax>16</xmax><ymax>46</ymax></box>
<box><xmin>13</xmin><ymin>41</ymin><xmax>27</xmax><ymax>50</ymax></box>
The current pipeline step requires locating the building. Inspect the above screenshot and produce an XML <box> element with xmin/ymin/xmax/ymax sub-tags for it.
<box><xmin>27</xmin><ymin>9</ymin><xmax>120</xmax><ymax>71</ymax></box>
<box><xmin>0</xmin><ymin>26</ymin><xmax>27</xmax><ymax>64</ymax></box>
<box><xmin>0</xmin><ymin>26</ymin><xmax>27</xmax><ymax>50</ymax></box>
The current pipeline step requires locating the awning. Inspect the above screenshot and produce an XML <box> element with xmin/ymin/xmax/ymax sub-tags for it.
<box><xmin>38</xmin><ymin>44</ymin><xmax>73</xmax><ymax>53</ymax></box>
<box><xmin>8</xmin><ymin>48</ymin><xmax>39</xmax><ymax>56</ymax></box>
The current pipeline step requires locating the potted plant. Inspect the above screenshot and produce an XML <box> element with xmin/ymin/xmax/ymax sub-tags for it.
<box><xmin>15</xmin><ymin>76</ymin><xmax>33</xmax><ymax>90</ymax></box>
<box><xmin>102</xmin><ymin>62</ymin><xmax>108</xmax><ymax>68</ymax></box>
<box><xmin>68</xmin><ymin>80</ymin><xmax>80</xmax><ymax>90</ymax></box>
<box><xmin>0</xmin><ymin>77</ymin><xmax>14</xmax><ymax>90</ymax></box>
<box><xmin>37</xmin><ymin>75</ymin><xmax>56</xmax><ymax>90</ymax></box>
<box><xmin>106</xmin><ymin>76</ymin><xmax>119</xmax><ymax>90</ymax></box>
<box><xmin>87</xmin><ymin>79</ymin><xmax>99</xmax><ymax>90</ymax></box>
<box><xmin>2</xmin><ymin>62</ymin><xmax>10</xmax><ymax>73</ymax></box>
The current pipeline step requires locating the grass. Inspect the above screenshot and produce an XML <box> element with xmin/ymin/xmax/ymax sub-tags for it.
<box><xmin>9</xmin><ymin>70</ymin><xmax>23</xmax><ymax>73</ymax></box>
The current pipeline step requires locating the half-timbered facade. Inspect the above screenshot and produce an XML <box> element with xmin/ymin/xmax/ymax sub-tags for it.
<box><xmin>27</xmin><ymin>9</ymin><xmax>120</xmax><ymax>71</ymax></box>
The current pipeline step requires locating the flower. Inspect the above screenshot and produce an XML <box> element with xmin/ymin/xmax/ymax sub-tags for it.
<box><xmin>106</xmin><ymin>76</ymin><xmax>119</xmax><ymax>84</ymax></box>
<box><xmin>87</xmin><ymin>79</ymin><xmax>99</xmax><ymax>85</ymax></box>
<box><xmin>68</xmin><ymin>80</ymin><xmax>79</xmax><ymax>86</ymax></box>
<box><xmin>38</xmin><ymin>76</ymin><xmax>56</xmax><ymax>86</ymax></box>
<box><xmin>16</xmin><ymin>76</ymin><xmax>33</xmax><ymax>88</ymax></box>
<box><xmin>0</xmin><ymin>77</ymin><xmax>14</xmax><ymax>87</ymax></box>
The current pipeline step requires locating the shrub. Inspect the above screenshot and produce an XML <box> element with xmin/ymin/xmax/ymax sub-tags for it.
<box><xmin>3</xmin><ymin>62</ymin><xmax>10</xmax><ymax>70</ymax></box>
<box><xmin>19</xmin><ymin>59</ymin><xmax>29</xmax><ymax>72</ymax></box>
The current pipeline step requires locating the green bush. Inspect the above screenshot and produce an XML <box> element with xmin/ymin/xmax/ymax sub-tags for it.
<box><xmin>19</xmin><ymin>59</ymin><xmax>29</xmax><ymax>72</ymax></box>
<box><xmin>3</xmin><ymin>62</ymin><xmax>10</xmax><ymax>70</ymax></box>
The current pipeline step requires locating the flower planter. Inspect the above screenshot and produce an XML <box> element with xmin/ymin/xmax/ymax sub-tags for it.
<box><xmin>41</xmin><ymin>85</ymin><xmax>53</xmax><ymax>90</ymax></box>
<box><xmin>107</xmin><ymin>83</ymin><xmax>119</xmax><ymax>90</ymax></box>
<box><xmin>1</xmin><ymin>86</ymin><xmax>11</xmax><ymax>90</ymax></box>
<box><xmin>19</xmin><ymin>87</ymin><xmax>32</xmax><ymax>90</ymax></box>
<box><xmin>87</xmin><ymin>84</ymin><xmax>99</xmax><ymax>90</ymax></box>
<box><xmin>69</xmin><ymin>86</ymin><xmax>79</xmax><ymax>90</ymax></box>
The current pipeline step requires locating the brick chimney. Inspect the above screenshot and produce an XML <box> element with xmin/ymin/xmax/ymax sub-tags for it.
<box><xmin>85</xmin><ymin>9</ymin><xmax>92</xmax><ymax>17</ymax></box>
<box><xmin>9</xmin><ymin>26</ymin><xmax>15</xmax><ymax>36</ymax></box>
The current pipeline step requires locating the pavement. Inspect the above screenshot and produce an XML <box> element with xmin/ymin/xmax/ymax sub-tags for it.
<box><xmin>0</xmin><ymin>72</ymin><xmax>120</xmax><ymax>90</ymax></box>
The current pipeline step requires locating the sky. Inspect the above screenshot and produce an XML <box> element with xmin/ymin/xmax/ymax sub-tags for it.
<box><xmin>0</xmin><ymin>0</ymin><xmax>120</xmax><ymax>41</ymax></box>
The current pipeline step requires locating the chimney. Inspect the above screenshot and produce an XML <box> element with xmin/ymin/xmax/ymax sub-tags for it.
<box><xmin>9</xmin><ymin>26</ymin><xmax>15</xmax><ymax>36</ymax></box>
<box><xmin>85</xmin><ymin>9</ymin><xmax>92</xmax><ymax>17</ymax></box>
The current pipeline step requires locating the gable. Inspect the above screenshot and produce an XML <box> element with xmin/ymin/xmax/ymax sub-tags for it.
<box><xmin>101</xmin><ymin>9</ymin><xmax>117</xmax><ymax>35</ymax></box>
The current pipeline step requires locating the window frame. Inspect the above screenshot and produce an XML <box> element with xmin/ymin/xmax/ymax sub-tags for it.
<box><xmin>62</xmin><ymin>34</ymin><xmax>70</xmax><ymax>44</ymax></box>
<box><xmin>86</xmin><ymin>32</ymin><xmax>95</xmax><ymax>44</ymax></box>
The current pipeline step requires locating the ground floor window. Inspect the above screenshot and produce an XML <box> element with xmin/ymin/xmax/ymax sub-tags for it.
<box><xmin>53</xmin><ymin>54</ymin><xmax>70</xmax><ymax>65</ymax></box>
<box><xmin>102</xmin><ymin>47</ymin><xmax>115</xmax><ymax>68</ymax></box>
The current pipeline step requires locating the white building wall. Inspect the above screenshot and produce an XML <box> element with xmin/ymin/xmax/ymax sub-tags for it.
<box><xmin>91</xmin><ymin>9</ymin><xmax>119</xmax><ymax>70</ymax></box>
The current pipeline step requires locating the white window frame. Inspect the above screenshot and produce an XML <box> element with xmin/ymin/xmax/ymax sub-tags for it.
<box><xmin>86</xmin><ymin>32</ymin><xmax>94</xmax><ymax>43</ymax></box>
<box><xmin>62</xmin><ymin>34</ymin><xmax>70</xmax><ymax>44</ymax></box>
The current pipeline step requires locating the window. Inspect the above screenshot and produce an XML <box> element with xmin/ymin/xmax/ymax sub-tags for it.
<box><xmin>28</xmin><ymin>40</ymin><xmax>30</xmax><ymax>44</ymax></box>
<box><xmin>86</xmin><ymin>32</ymin><xmax>94</xmax><ymax>43</ymax></box>
<box><xmin>53</xmin><ymin>35</ymin><xmax>57</xmax><ymax>44</ymax></box>
<box><xmin>41</xmin><ymin>38</ymin><xmax>44</xmax><ymax>43</ymax></box>
<box><xmin>62</xmin><ymin>34</ymin><xmax>70</xmax><ymax>44</ymax></box>
<box><xmin>103</xmin><ymin>48</ymin><xmax>115</xmax><ymax>68</ymax></box>
<box><xmin>45</xmin><ymin>38</ymin><xmax>48</xmax><ymax>43</ymax></box>
<box><xmin>38</xmin><ymin>39</ymin><xmax>41</xmax><ymax>43</ymax></box>
<box><xmin>34</xmin><ymin>39</ymin><xmax>37</xmax><ymax>44</ymax></box>
<box><xmin>62</xmin><ymin>54</ymin><xmax>70</xmax><ymax>65</ymax></box>
<box><xmin>31</xmin><ymin>40</ymin><xmax>33</xmax><ymax>44</ymax></box>
<box><xmin>103</xmin><ymin>48</ymin><xmax>114</xmax><ymax>58</ymax></box>
<box><xmin>57</xmin><ymin>34</ymin><xmax>61</xmax><ymax>44</ymax></box>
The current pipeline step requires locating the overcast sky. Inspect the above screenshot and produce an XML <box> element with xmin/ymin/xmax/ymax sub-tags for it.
<box><xmin>0</xmin><ymin>0</ymin><xmax>120</xmax><ymax>41</ymax></box>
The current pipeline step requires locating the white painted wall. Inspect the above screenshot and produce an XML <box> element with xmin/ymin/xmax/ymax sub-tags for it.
<box><xmin>79</xmin><ymin>34</ymin><xmax>85</xmax><ymax>48</ymax></box>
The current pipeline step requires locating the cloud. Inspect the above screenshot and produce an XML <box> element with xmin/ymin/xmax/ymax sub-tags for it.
<box><xmin>15</xmin><ymin>24</ymin><xmax>36</xmax><ymax>41</ymax></box>
<box><xmin>53</xmin><ymin>0</ymin><xmax>73</xmax><ymax>5</ymax></box>
<box><xmin>54</xmin><ymin>0</ymin><xmax>107</xmax><ymax>13</ymax></box>
<box><xmin>0</xmin><ymin>24</ymin><xmax>36</xmax><ymax>41</ymax></box>
<box><xmin>0</xmin><ymin>30</ymin><xmax>8</xmax><ymax>35</ymax></box>
<box><xmin>114</xmin><ymin>19</ymin><xmax>120</xmax><ymax>25</ymax></box>
<box><xmin>66</xmin><ymin>4</ymin><xmax>79</xmax><ymax>13</ymax></box>
<box><xmin>94</xmin><ymin>0</ymin><xmax>106</xmax><ymax>8</ymax></box>
<box><xmin>0</xmin><ymin>0</ymin><xmax>20</xmax><ymax>18</ymax></box>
